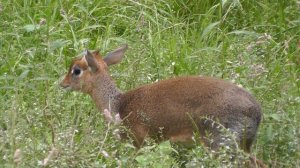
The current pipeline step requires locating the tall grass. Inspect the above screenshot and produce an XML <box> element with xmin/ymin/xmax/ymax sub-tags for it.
<box><xmin>0</xmin><ymin>0</ymin><xmax>299</xmax><ymax>167</ymax></box>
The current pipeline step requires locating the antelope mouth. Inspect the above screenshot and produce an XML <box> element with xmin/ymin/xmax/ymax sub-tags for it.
<box><xmin>61</xmin><ymin>86</ymin><xmax>72</xmax><ymax>91</ymax></box>
<box><xmin>60</xmin><ymin>82</ymin><xmax>72</xmax><ymax>91</ymax></box>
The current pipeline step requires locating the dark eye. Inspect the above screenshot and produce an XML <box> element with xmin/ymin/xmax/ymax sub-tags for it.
<box><xmin>73</xmin><ymin>68</ymin><xmax>81</xmax><ymax>76</ymax></box>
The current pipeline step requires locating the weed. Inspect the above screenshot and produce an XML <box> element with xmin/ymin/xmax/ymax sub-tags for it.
<box><xmin>0</xmin><ymin>0</ymin><xmax>299</xmax><ymax>167</ymax></box>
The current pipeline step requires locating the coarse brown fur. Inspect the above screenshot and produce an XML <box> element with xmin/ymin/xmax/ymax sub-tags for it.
<box><xmin>60</xmin><ymin>45</ymin><xmax>267</xmax><ymax>168</ymax></box>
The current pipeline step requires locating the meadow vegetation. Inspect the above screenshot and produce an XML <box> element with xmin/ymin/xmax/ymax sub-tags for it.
<box><xmin>0</xmin><ymin>0</ymin><xmax>299</xmax><ymax>167</ymax></box>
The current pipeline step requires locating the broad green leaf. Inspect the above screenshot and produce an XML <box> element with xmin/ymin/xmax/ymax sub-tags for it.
<box><xmin>23</xmin><ymin>24</ymin><xmax>40</xmax><ymax>32</ymax></box>
<box><xmin>201</xmin><ymin>21</ymin><xmax>220</xmax><ymax>39</ymax></box>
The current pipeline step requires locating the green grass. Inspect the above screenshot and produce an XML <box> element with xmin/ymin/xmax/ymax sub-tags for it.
<box><xmin>1</xmin><ymin>0</ymin><xmax>299</xmax><ymax>167</ymax></box>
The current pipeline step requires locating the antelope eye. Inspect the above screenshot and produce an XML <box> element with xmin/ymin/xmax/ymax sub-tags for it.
<box><xmin>73</xmin><ymin>68</ymin><xmax>81</xmax><ymax>76</ymax></box>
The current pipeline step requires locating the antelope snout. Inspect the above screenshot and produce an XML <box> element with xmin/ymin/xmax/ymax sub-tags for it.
<box><xmin>60</xmin><ymin>82</ymin><xmax>68</xmax><ymax>89</ymax></box>
<box><xmin>60</xmin><ymin>78</ymin><xmax>71</xmax><ymax>90</ymax></box>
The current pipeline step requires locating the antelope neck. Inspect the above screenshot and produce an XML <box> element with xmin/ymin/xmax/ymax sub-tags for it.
<box><xmin>89</xmin><ymin>73</ymin><xmax>122</xmax><ymax>114</ymax></box>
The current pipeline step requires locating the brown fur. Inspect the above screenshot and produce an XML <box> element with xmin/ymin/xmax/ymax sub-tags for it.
<box><xmin>60</xmin><ymin>45</ymin><xmax>267</xmax><ymax>167</ymax></box>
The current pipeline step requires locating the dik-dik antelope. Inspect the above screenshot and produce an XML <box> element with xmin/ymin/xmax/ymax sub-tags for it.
<box><xmin>60</xmin><ymin>45</ymin><xmax>266</xmax><ymax>167</ymax></box>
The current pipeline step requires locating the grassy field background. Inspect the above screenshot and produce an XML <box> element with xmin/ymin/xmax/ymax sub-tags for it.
<box><xmin>0</xmin><ymin>0</ymin><xmax>299</xmax><ymax>167</ymax></box>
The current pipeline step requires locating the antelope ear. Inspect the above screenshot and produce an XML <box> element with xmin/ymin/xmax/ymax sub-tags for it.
<box><xmin>85</xmin><ymin>50</ymin><xmax>99</xmax><ymax>72</ymax></box>
<box><xmin>103</xmin><ymin>44</ymin><xmax>128</xmax><ymax>66</ymax></box>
